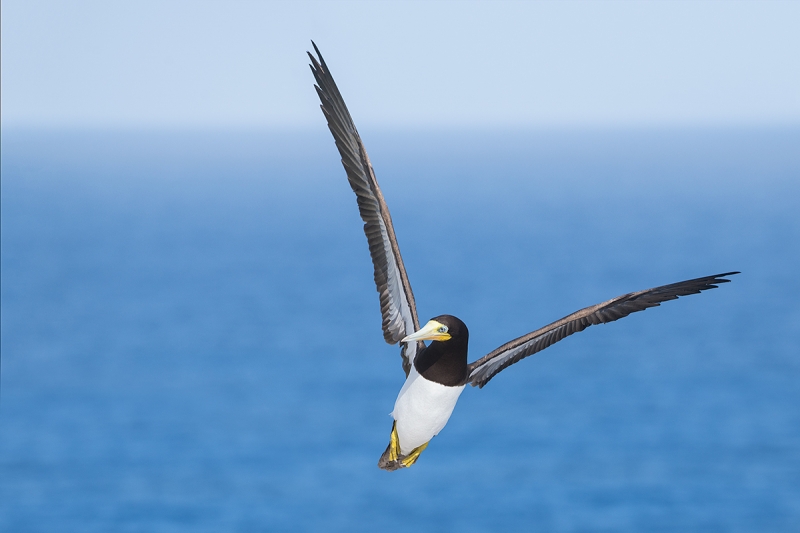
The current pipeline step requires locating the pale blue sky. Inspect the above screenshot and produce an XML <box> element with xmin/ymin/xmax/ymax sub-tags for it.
<box><xmin>2</xmin><ymin>0</ymin><xmax>799</xmax><ymax>128</ymax></box>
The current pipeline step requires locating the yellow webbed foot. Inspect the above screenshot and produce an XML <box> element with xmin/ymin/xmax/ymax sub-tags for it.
<box><xmin>377</xmin><ymin>422</ymin><xmax>430</xmax><ymax>471</ymax></box>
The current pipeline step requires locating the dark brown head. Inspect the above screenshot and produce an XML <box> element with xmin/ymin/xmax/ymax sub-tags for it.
<box><xmin>401</xmin><ymin>314</ymin><xmax>468</xmax><ymax>346</ymax></box>
<box><xmin>402</xmin><ymin>315</ymin><xmax>469</xmax><ymax>386</ymax></box>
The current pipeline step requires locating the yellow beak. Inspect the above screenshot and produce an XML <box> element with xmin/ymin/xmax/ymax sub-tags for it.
<box><xmin>401</xmin><ymin>320</ymin><xmax>451</xmax><ymax>343</ymax></box>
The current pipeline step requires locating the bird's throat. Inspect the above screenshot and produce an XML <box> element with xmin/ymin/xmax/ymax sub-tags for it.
<box><xmin>414</xmin><ymin>339</ymin><xmax>468</xmax><ymax>386</ymax></box>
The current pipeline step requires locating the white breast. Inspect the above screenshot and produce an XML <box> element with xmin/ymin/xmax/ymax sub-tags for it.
<box><xmin>390</xmin><ymin>367</ymin><xmax>466</xmax><ymax>455</ymax></box>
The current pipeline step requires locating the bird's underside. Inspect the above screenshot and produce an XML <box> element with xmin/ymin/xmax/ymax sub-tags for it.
<box><xmin>308</xmin><ymin>42</ymin><xmax>738</xmax><ymax>471</ymax></box>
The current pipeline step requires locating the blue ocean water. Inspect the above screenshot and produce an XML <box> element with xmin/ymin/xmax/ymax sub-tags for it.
<box><xmin>1</xmin><ymin>127</ymin><xmax>798</xmax><ymax>532</ymax></box>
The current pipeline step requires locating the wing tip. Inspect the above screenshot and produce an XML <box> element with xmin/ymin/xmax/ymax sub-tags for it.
<box><xmin>704</xmin><ymin>271</ymin><xmax>740</xmax><ymax>288</ymax></box>
<box><xmin>309</xmin><ymin>40</ymin><xmax>326</xmax><ymax>71</ymax></box>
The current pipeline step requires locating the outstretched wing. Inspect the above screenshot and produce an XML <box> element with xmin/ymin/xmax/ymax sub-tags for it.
<box><xmin>309</xmin><ymin>42</ymin><xmax>422</xmax><ymax>375</ymax></box>
<box><xmin>467</xmin><ymin>272</ymin><xmax>739</xmax><ymax>388</ymax></box>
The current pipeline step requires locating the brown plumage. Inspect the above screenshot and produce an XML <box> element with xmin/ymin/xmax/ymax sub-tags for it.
<box><xmin>466</xmin><ymin>273</ymin><xmax>739</xmax><ymax>388</ymax></box>
<box><xmin>308</xmin><ymin>42</ymin><xmax>423</xmax><ymax>376</ymax></box>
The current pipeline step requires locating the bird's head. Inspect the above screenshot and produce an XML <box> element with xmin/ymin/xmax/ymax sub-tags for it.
<box><xmin>401</xmin><ymin>315</ymin><xmax>468</xmax><ymax>344</ymax></box>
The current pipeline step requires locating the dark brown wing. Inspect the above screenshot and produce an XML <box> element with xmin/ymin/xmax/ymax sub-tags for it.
<box><xmin>309</xmin><ymin>42</ymin><xmax>422</xmax><ymax>375</ymax></box>
<box><xmin>467</xmin><ymin>272</ymin><xmax>739</xmax><ymax>388</ymax></box>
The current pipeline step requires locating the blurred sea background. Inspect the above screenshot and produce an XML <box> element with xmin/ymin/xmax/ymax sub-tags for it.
<box><xmin>2</xmin><ymin>126</ymin><xmax>798</xmax><ymax>532</ymax></box>
<box><xmin>3</xmin><ymin>1</ymin><xmax>800</xmax><ymax>532</ymax></box>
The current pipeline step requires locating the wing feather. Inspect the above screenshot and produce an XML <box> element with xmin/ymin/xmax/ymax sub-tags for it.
<box><xmin>467</xmin><ymin>272</ymin><xmax>739</xmax><ymax>388</ymax></box>
<box><xmin>309</xmin><ymin>42</ymin><xmax>422</xmax><ymax>375</ymax></box>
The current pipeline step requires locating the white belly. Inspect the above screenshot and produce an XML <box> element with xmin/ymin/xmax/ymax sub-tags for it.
<box><xmin>390</xmin><ymin>367</ymin><xmax>465</xmax><ymax>455</ymax></box>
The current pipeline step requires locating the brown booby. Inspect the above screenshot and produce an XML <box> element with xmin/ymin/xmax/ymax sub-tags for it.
<box><xmin>308</xmin><ymin>42</ymin><xmax>738</xmax><ymax>471</ymax></box>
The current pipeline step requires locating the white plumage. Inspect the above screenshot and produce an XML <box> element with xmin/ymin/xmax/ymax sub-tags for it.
<box><xmin>391</xmin><ymin>366</ymin><xmax>466</xmax><ymax>454</ymax></box>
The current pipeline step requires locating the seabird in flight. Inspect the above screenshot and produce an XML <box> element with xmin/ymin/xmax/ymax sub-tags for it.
<box><xmin>307</xmin><ymin>43</ymin><xmax>738</xmax><ymax>472</ymax></box>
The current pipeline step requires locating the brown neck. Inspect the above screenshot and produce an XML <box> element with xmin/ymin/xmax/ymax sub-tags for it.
<box><xmin>414</xmin><ymin>336</ymin><xmax>468</xmax><ymax>386</ymax></box>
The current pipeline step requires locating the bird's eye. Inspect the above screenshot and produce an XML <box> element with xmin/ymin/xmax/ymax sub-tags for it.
<box><xmin>438</xmin><ymin>326</ymin><xmax>448</xmax><ymax>333</ymax></box>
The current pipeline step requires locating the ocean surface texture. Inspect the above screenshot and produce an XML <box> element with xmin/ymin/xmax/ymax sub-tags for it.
<box><xmin>2</xmin><ymin>128</ymin><xmax>798</xmax><ymax>532</ymax></box>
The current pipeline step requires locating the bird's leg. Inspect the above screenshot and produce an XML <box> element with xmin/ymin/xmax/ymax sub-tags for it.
<box><xmin>400</xmin><ymin>441</ymin><xmax>429</xmax><ymax>468</ymax></box>
<box><xmin>378</xmin><ymin>421</ymin><xmax>430</xmax><ymax>470</ymax></box>
<box><xmin>388</xmin><ymin>421</ymin><xmax>401</xmax><ymax>462</ymax></box>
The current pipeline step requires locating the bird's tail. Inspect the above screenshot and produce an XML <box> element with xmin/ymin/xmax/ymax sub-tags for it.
<box><xmin>377</xmin><ymin>421</ymin><xmax>429</xmax><ymax>471</ymax></box>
